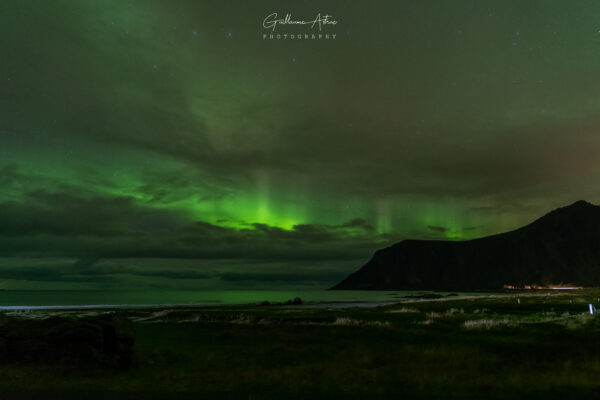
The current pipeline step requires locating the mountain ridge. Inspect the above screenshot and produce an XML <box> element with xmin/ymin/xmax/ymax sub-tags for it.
<box><xmin>332</xmin><ymin>200</ymin><xmax>600</xmax><ymax>290</ymax></box>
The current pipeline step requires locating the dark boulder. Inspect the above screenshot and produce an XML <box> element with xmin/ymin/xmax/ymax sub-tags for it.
<box><xmin>0</xmin><ymin>313</ymin><xmax>134</xmax><ymax>367</ymax></box>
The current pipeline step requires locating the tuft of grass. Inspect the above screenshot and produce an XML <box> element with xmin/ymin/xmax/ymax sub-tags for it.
<box><xmin>332</xmin><ymin>317</ymin><xmax>390</xmax><ymax>327</ymax></box>
<box><xmin>386</xmin><ymin>307</ymin><xmax>420</xmax><ymax>313</ymax></box>
<box><xmin>463</xmin><ymin>318</ymin><xmax>514</xmax><ymax>330</ymax></box>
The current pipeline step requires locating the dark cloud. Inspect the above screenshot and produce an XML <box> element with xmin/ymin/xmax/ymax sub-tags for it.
<box><xmin>427</xmin><ymin>226</ymin><xmax>447</xmax><ymax>233</ymax></box>
<box><xmin>219</xmin><ymin>271</ymin><xmax>346</xmax><ymax>283</ymax></box>
<box><xmin>0</xmin><ymin>178</ymin><xmax>389</xmax><ymax>267</ymax></box>
<box><xmin>0</xmin><ymin>257</ymin><xmax>354</xmax><ymax>288</ymax></box>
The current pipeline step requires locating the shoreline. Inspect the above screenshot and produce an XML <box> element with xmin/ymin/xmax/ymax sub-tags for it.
<box><xmin>0</xmin><ymin>290</ymin><xmax>573</xmax><ymax>312</ymax></box>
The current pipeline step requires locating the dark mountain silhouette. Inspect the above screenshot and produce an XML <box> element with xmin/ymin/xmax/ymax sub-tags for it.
<box><xmin>333</xmin><ymin>201</ymin><xmax>600</xmax><ymax>290</ymax></box>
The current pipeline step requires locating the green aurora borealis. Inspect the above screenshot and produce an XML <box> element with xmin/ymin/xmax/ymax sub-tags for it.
<box><xmin>3</xmin><ymin>0</ymin><xmax>600</xmax><ymax>289</ymax></box>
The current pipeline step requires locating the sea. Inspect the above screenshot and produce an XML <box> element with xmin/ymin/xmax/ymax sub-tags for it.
<box><xmin>0</xmin><ymin>289</ymin><xmax>456</xmax><ymax>310</ymax></box>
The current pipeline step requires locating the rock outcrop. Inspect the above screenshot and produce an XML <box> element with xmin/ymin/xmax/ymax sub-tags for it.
<box><xmin>0</xmin><ymin>313</ymin><xmax>134</xmax><ymax>367</ymax></box>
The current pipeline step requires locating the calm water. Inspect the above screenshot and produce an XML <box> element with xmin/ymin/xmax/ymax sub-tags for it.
<box><xmin>0</xmin><ymin>289</ymin><xmax>435</xmax><ymax>309</ymax></box>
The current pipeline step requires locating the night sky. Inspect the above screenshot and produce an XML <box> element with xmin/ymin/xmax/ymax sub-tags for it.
<box><xmin>2</xmin><ymin>0</ymin><xmax>600</xmax><ymax>289</ymax></box>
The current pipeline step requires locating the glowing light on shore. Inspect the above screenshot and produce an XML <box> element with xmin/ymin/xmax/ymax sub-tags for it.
<box><xmin>503</xmin><ymin>284</ymin><xmax>583</xmax><ymax>290</ymax></box>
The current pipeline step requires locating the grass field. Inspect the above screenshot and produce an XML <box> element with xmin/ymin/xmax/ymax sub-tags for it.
<box><xmin>2</xmin><ymin>290</ymin><xmax>600</xmax><ymax>399</ymax></box>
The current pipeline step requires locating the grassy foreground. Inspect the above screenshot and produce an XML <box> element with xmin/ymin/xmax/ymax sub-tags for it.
<box><xmin>2</xmin><ymin>290</ymin><xmax>600</xmax><ymax>399</ymax></box>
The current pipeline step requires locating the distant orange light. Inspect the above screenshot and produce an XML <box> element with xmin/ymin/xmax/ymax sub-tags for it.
<box><xmin>503</xmin><ymin>284</ymin><xmax>582</xmax><ymax>290</ymax></box>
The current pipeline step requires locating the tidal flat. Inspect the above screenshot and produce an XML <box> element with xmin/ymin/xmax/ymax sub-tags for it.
<box><xmin>2</xmin><ymin>290</ymin><xmax>600</xmax><ymax>399</ymax></box>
